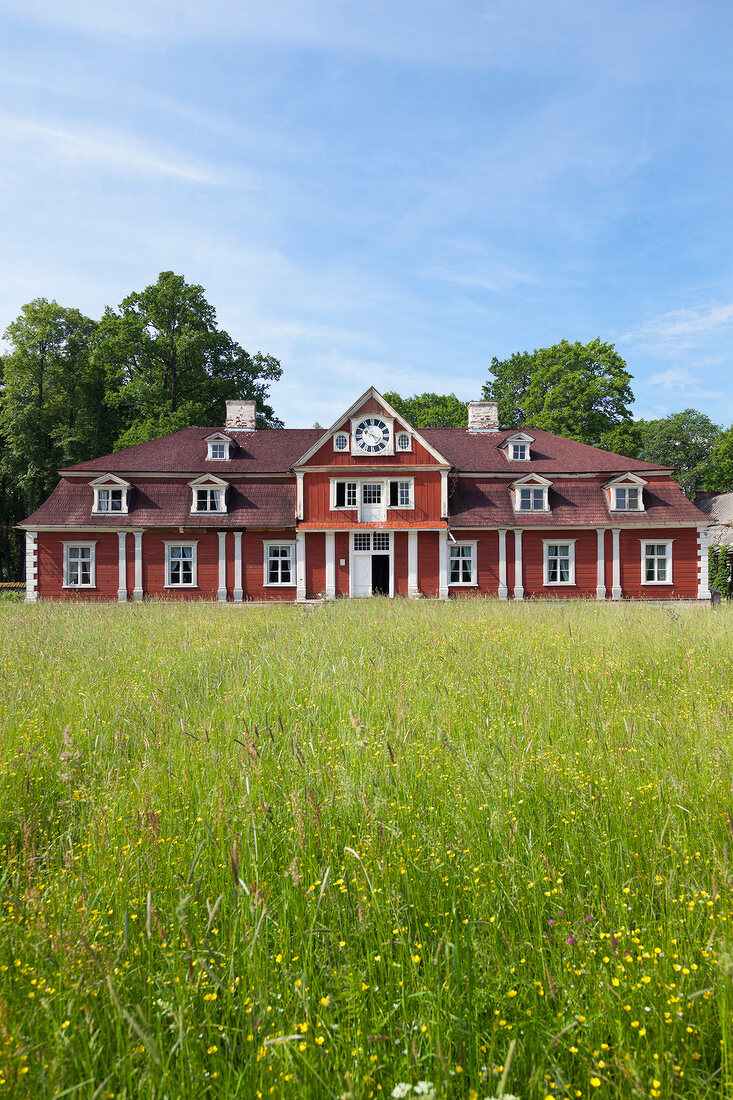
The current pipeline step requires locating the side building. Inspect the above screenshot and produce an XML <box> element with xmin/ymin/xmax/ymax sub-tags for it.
<box><xmin>19</xmin><ymin>388</ymin><xmax>711</xmax><ymax>602</ymax></box>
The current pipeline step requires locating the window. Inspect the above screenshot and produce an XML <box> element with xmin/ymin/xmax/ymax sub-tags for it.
<box><xmin>264</xmin><ymin>542</ymin><xmax>294</xmax><ymax>585</ymax></box>
<box><xmin>388</xmin><ymin>479</ymin><xmax>413</xmax><ymax>508</ymax></box>
<box><xmin>613</xmin><ymin>486</ymin><xmax>641</xmax><ymax>511</ymax></box>
<box><xmin>362</xmin><ymin>483</ymin><xmax>382</xmax><ymax>505</ymax></box>
<box><xmin>354</xmin><ymin>533</ymin><xmax>371</xmax><ymax>551</ymax></box>
<box><xmin>64</xmin><ymin>543</ymin><xmax>95</xmax><ymax>587</ymax></box>
<box><xmin>166</xmin><ymin>543</ymin><xmax>197</xmax><ymax>587</ymax></box>
<box><xmin>511</xmin><ymin>443</ymin><xmax>528</xmax><ymax>461</ymax></box>
<box><xmin>642</xmin><ymin>541</ymin><xmax>672</xmax><ymax>584</ymax></box>
<box><xmin>449</xmin><ymin>543</ymin><xmax>476</xmax><ymax>585</ymax></box>
<box><xmin>396</xmin><ymin>432</ymin><xmax>411</xmax><ymax>452</ymax></box>
<box><xmin>195</xmin><ymin>488</ymin><xmax>224</xmax><ymax>512</ymax></box>
<box><xmin>544</xmin><ymin>542</ymin><xmax>575</xmax><ymax>585</ymax></box>
<box><xmin>334</xmin><ymin>481</ymin><xmax>358</xmax><ymax>508</ymax></box>
<box><xmin>373</xmin><ymin>532</ymin><xmax>390</xmax><ymax>551</ymax></box>
<box><xmin>333</xmin><ymin>432</ymin><xmax>349</xmax><ymax>452</ymax></box>
<box><xmin>210</xmin><ymin>442</ymin><xmax>228</xmax><ymax>460</ymax></box>
<box><xmin>97</xmin><ymin>488</ymin><xmax>124</xmax><ymax>512</ymax></box>
<box><xmin>519</xmin><ymin>487</ymin><xmax>546</xmax><ymax>511</ymax></box>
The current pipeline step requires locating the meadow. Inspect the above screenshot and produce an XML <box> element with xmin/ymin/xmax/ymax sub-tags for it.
<box><xmin>0</xmin><ymin>598</ymin><xmax>731</xmax><ymax>1100</ymax></box>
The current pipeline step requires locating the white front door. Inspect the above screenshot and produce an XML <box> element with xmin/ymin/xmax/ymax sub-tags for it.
<box><xmin>353</xmin><ymin>554</ymin><xmax>372</xmax><ymax>597</ymax></box>
<box><xmin>360</xmin><ymin>482</ymin><xmax>383</xmax><ymax>522</ymax></box>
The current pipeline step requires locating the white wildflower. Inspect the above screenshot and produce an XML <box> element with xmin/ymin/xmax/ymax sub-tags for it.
<box><xmin>391</xmin><ymin>1085</ymin><xmax>412</xmax><ymax>1099</ymax></box>
<box><xmin>414</xmin><ymin>1084</ymin><xmax>435</xmax><ymax>1099</ymax></box>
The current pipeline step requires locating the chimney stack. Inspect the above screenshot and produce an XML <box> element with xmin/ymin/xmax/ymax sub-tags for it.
<box><xmin>225</xmin><ymin>399</ymin><xmax>257</xmax><ymax>432</ymax></box>
<box><xmin>467</xmin><ymin>400</ymin><xmax>499</xmax><ymax>432</ymax></box>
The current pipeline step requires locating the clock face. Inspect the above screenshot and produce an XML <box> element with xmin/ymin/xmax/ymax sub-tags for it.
<box><xmin>354</xmin><ymin>417</ymin><xmax>390</xmax><ymax>453</ymax></box>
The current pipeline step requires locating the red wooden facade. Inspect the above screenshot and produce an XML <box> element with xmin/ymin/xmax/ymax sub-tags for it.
<box><xmin>21</xmin><ymin>387</ymin><xmax>711</xmax><ymax>603</ymax></box>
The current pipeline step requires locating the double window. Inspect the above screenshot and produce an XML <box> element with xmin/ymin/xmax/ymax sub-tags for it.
<box><xmin>264</xmin><ymin>542</ymin><xmax>295</xmax><ymax>585</ymax></box>
<box><xmin>166</xmin><ymin>543</ymin><xmax>197</xmax><ymax>587</ymax></box>
<box><xmin>209</xmin><ymin>442</ymin><xmax>228</xmax><ymax>460</ymax></box>
<box><xmin>96</xmin><ymin>488</ymin><xmax>124</xmax><ymax>512</ymax></box>
<box><xmin>195</xmin><ymin>488</ymin><xmax>224</xmax><ymax>512</ymax></box>
<box><xmin>332</xmin><ymin>479</ymin><xmax>413</xmax><ymax>513</ymax></box>
<box><xmin>354</xmin><ymin>532</ymin><xmax>390</xmax><ymax>552</ymax></box>
<box><xmin>613</xmin><ymin>486</ymin><xmax>642</xmax><ymax>511</ymax></box>
<box><xmin>449</xmin><ymin>542</ymin><xmax>476</xmax><ymax>585</ymax></box>
<box><xmin>543</xmin><ymin>541</ymin><xmax>576</xmax><ymax>586</ymax></box>
<box><xmin>642</xmin><ymin>541</ymin><xmax>672</xmax><ymax>584</ymax></box>
<box><xmin>64</xmin><ymin>543</ymin><xmax>95</xmax><ymax>588</ymax></box>
<box><xmin>519</xmin><ymin>487</ymin><xmax>546</xmax><ymax>511</ymax></box>
<box><xmin>511</xmin><ymin>443</ymin><xmax>528</xmax><ymax>461</ymax></box>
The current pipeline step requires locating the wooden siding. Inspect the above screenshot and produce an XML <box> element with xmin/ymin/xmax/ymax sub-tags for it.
<box><xmin>394</xmin><ymin>531</ymin><xmax>408</xmax><ymax>596</ymax></box>
<box><xmin>142</xmin><ymin>530</ymin><xmax>219</xmax><ymax>599</ymax></box>
<box><xmin>418</xmin><ymin>532</ymin><xmax>440</xmax><ymax>597</ymax></box>
<box><xmin>335</xmin><ymin>532</ymin><xmax>350</xmax><ymax>596</ymax></box>
<box><xmin>303</xmin><ymin>470</ymin><xmax>442</xmax><ymax>524</ymax></box>
<box><xmin>302</xmin><ymin>397</ymin><xmax>442</xmax><ymax>468</ymax></box>
<box><xmin>37</xmin><ymin>531</ymin><xmax>119</xmax><ymax>599</ymax></box>
<box><xmin>619</xmin><ymin>526</ymin><xmax>698</xmax><ymax>599</ymax></box>
<box><xmin>306</xmin><ymin>532</ymin><xmax>326</xmax><ymax>599</ymax></box>
<box><xmin>521</xmin><ymin>529</ymin><xmax>597</xmax><ymax>598</ymax></box>
<box><xmin>243</xmin><ymin>529</ymin><xmax>297</xmax><ymax>601</ymax></box>
<box><xmin>448</xmin><ymin>530</ymin><xmax>500</xmax><ymax>597</ymax></box>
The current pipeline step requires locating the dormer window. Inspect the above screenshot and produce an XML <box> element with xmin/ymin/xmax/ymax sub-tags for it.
<box><xmin>189</xmin><ymin>475</ymin><xmax>228</xmax><ymax>514</ymax></box>
<box><xmin>505</xmin><ymin>432</ymin><xmax>534</xmax><ymax>461</ymax></box>
<box><xmin>205</xmin><ymin>433</ymin><xmax>234</xmax><ymax>460</ymax></box>
<box><xmin>606</xmin><ymin>474</ymin><xmax>646</xmax><ymax>512</ymax></box>
<box><xmin>396</xmin><ymin>432</ymin><xmax>411</xmax><ymax>452</ymax></box>
<box><xmin>333</xmin><ymin>432</ymin><xmax>349</xmax><ymax>452</ymax></box>
<box><xmin>512</xmin><ymin>474</ymin><xmax>551</xmax><ymax>512</ymax></box>
<box><xmin>91</xmin><ymin>474</ymin><xmax>130</xmax><ymax>514</ymax></box>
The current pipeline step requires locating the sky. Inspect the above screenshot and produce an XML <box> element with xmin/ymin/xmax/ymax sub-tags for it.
<box><xmin>1</xmin><ymin>0</ymin><xmax>733</xmax><ymax>429</ymax></box>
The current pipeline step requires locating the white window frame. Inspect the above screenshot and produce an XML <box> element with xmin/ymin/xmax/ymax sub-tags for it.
<box><xmin>91</xmin><ymin>475</ymin><xmax>130</xmax><ymax>515</ymax></box>
<box><xmin>505</xmin><ymin>432</ymin><xmax>534</xmax><ymax>461</ymax></box>
<box><xmin>205</xmin><ymin>433</ymin><xmax>233</xmax><ymax>460</ymax></box>
<box><xmin>448</xmin><ymin>541</ymin><xmax>477</xmax><ymax>586</ymax></box>
<box><xmin>543</xmin><ymin>540</ymin><xmax>577</xmax><ymax>586</ymax></box>
<box><xmin>193</xmin><ymin>487</ymin><xmax>226</xmax><ymax>513</ymax></box>
<box><xmin>95</xmin><ymin>487</ymin><xmax>126</xmax><ymax>513</ymax></box>
<box><xmin>63</xmin><ymin>541</ymin><xmax>96</xmax><ymax>588</ymax></box>
<box><xmin>208</xmin><ymin>442</ymin><xmax>229</xmax><ymax>460</ymax></box>
<box><xmin>165</xmin><ymin>542</ymin><xmax>198</xmax><ymax>588</ymax></box>
<box><xmin>517</xmin><ymin>486</ymin><xmax>549</xmax><ymax>512</ymax></box>
<box><xmin>511</xmin><ymin>442</ymin><xmax>528</xmax><ymax>461</ymax></box>
<box><xmin>640</xmin><ymin>540</ymin><xmax>673</xmax><ymax>585</ymax></box>
<box><xmin>396</xmin><ymin>431</ymin><xmax>412</xmax><ymax>452</ymax></box>
<box><xmin>331</xmin><ymin>479</ymin><xmax>359</xmax><ymax>510</ymax></box>
<box><xmin>263</xmin><ymin>540</ymin><xmax>296</xmax><ymax>586</ymax></box>
<box><xmin>612</xmin><ymin>486</ymin><xmax>643</xmax><ymax>511</ymax></box>
<box><xmin>388</xmin><ymin>478</ymin><xmax>414</xmax><ymax>510</ymax></box>
<box><xmin>333</xmin><ymin>432</ymin><xmax>350</xmax><ymax>453</ymax></box>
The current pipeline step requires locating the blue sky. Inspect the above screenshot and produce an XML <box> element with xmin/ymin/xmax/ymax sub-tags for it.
<box><xmin>2</xmin><ymin>0</ymin><xmax>733</xmax><ymax>429</ymax></box>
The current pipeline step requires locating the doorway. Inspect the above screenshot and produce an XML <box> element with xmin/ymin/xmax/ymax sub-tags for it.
<box><xmin>372</xmin><ymin>555</ymin><xmax>389</xmax><ymax>595</ymax></box>
<box><xmin>350</xmin><ymin>531</ymin><xmax>393</xmax><ymax>597</ymax></box>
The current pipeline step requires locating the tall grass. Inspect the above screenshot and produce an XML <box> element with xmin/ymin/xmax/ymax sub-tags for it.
<box><xmin>0</xmin><ymin>599</ymin><xmax>731</xmax><ymax>1099</ymax></box>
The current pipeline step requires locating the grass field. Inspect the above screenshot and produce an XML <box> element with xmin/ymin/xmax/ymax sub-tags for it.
<box><xmin>0</xmin><ymin>599</ymin><xmax>732</xmax><ymax>1099</ymax></box>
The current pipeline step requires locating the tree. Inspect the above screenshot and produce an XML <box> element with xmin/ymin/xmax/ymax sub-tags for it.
<box><xmin>483</xmin><ymin>339</ymin><xmax>635</xmax><ymax>450</ymax></box>
<box><xmin>635</xmin><ymin>409</ymin><xmax>722</xmax><ymax>497</ymax></box>
<box><xmin>383</xmin><ymin>391</ymin><xmax>468</xmax><ymax>428</ymax></box>
<box><xmin>0</xmin><ymin>299</ymin><xmax>106</xmax><ymax>513</ymax></box>
<box><xmin>95</xmin><ymin>272</ymin><xmax>283</xmax><ymax>448</ymax></box>
<box><xmin>702</xmin><ymin>425</ymin><xmax>733</xmax><ymax>494</ymax></box>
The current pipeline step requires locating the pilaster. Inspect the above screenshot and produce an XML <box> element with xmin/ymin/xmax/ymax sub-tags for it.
<box><xmin>325</xmin><ymin>532</ymin><xmax>336</xmax><ymax>599</ymax></box>
<box><xmin>611</xmin><ymin>527</ymin><xmax>621</xmax><ymax>600</ymax></box>
<box><xmin>497</xmin><ymin>529</ymin><xmax>508</xmax><ymax>600</ymax></box>
<box><xmin>295</xmin><ymin>530</ymin><xmax>306</xmax><ymax>602</ymax></box>
<box><xmin>233</xmin><ymin>531</ymin><xmax>243</xmax><ymax>602</ymax></box>
<box><xmin>596</xmin><ymin>527</ymin><xmax>606</xmax><ymax>600</ymax></box>
<box><xmin>24</xmin><ymin>531</ymin><xmax>38</xmax><ymax>603</ymax></box>
<box><xmin>407</xmin><ymin>530</ymin><xmax>419</xmax><ymax>597</ymax></box>
<box><xmin>513</xmin><ymin>528</ymin><xmax>524</xmax><ymax>600</ymax></box>
<box><xmin>217</xmin><ymin>531</ymin><xmax>227</xmax><ymax>602</ymax></box>
<box><xmin>117</xmin><ymin>531</ymin><xmax>127</xmax><ymax>602</ymax></box>
<box><xmin>133</xmin><ymin>530</ymin><xmax>144</xmax><ymax>601</ymax></box>
<box><xmin>438</xmin><ymin>533</ymin><xmax>449</xmax><ymax>600</ymax></box>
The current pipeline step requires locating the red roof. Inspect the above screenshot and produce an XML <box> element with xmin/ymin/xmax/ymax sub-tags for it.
<box><xmin>60</xmin><ymin>428</ymin><xmax>322</xmax><ymax>475</ymax></box>
<box><xmin>23</xmin><ymin>478</ymin><xmax>296</xmax><ymax>529</ymax></box>
<box><xmin>450</xmin><ymin>476</ymin><xmax>706</xmax><ymax>528</ymax></box>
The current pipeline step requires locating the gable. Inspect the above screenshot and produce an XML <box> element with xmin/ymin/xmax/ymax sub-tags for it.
<box><xmin>297</xmin><ymin>387</ymin><xmax>450</xmax><ymax>469</ymax></box>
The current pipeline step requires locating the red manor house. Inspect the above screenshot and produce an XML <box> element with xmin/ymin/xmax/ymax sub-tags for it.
<box><xmin>20</xmin><ymin>388</ymin><xmax>711</xmax><ymax>604</ymax></box>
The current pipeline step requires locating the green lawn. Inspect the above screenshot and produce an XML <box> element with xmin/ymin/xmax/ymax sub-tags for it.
<box><xmin>0</xmin><ymin>600</ymin><xmax>731</xmax><ymax>1099</ymax></box>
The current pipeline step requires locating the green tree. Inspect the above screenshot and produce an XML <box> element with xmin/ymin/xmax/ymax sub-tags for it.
<box><xmin>635</xmin><ymin>409</ymin><xmax>722</xmax><ymax>497</ymax></box>
<box><xmin>383</xmin><ymin>391</ymin><xmax>468</xmax><ymax>428</ymax></box>
<box><xmin>483</xmin><ymin>339</ymin><xmax>635</xmax><ymax>450</ymax></box>
<box><xmin>702</xmin><ymin>425</ymin><xmax>733</xmax><ymax>493</ymax></box>
<box><xmin>0</xmin><ymin>299</ymin><xmax>105</xmax><ymax>513</ymax></box>
<box><xmin>95</xmin><ymin>272</ymin><xmax>283</xmax><ymax>449</ymax></box>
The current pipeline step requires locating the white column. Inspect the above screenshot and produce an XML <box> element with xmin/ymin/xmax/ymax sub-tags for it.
<box><xmin>325</xmin><ymin>532</ymin><xmax>336</xmax><ymax>599</ymax></box>
<box><xmin>611</xmin><ymin>527</ymin><xmax>621</xmax><ymax>600</ymax></box>
<box><xmin>697</xmin><ymin>524</ymin><xmax>711</xmax><ymax>600</ymax></box>
<box><xmin>296</xmin><ymin>530</ymin><xmax>306</xmax><ymax>601</ymax></box>
<box><xmin>440</xmin><ymin>470</ymin><xmax>448</xmax><ymax>518</ymax></box>
<box><xmin>217</xmin><ymin>531</ymin><xmax>227</xmax><ymax>602</ymax></box>
<box><xmin>513</xmin><ymin>528</ymin><xmax>524</xmax><ymax>600</ymax></box>
<box><xmin>407</xmin><ymin>530</ymin><xmax>419</xmax><ymax>597</ymax></box>
<box><xmin>498</xmin><ymin>529</ymin><xmax>508</xmax><ymax>600</ymax></box>
<box><xmin>296</xmin><ymin>471</ymin><xmax>304</xmax><ymax>520</ymax></box>
<box><xmin>133</xmin><ymin>530</ymin><xmax>144</xmax><ymax>602</ymax></box>
<box><xmin>233</xmin><ymin>531</ymin><xmax>243</xmax><ymax>602</ymax></box>
<box><xmin>24</xmin><ymin>531</ymin><xmax>38</xmax><ymax>603</ymax></box>
<box><xmin>596</xmin><ymin>528</ymin><xmax>606</xmax><ymax>600</ymax></box>
<box><xmin>438</xmin><ymin>533</ymin><xmax>449</xmax><ymax>600</ymax></box>
<box><xmin>117</xmin><ymin>531</ymin><xmax>127</xmax><ymax>602</ymax></box>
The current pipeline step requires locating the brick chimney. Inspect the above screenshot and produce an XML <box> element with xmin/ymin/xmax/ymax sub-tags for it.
<box><xmin>467</xmin><ymin>400</ymin><xmax>499</xmax><ymax>432</ymax></box>
<box><xmin>225</xmin><ymin>399</ymin><xmax>257</xmax><ymax>431</ymax></box>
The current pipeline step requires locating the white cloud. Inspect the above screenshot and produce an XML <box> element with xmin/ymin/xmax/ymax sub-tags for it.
<box><xmin>0</xmin><ymin>114</ymin><xmax>225</xmax><ymax>184</ymax></box>
<box><xmin>622</xmin><ymin>302</ymin><xmax>733</xmax><ymax>357</ymax></box>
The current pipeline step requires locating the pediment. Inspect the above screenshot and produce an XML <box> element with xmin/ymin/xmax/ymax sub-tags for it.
<box><xmin>188</xmin><ymin>473</ymin><xmax>229</xmax><ymax>489</ymax></box>
<box><xmin>511</xmin><ymin>472</ymin><xmax>552</xmax><ymax>488</ymax></box>
<box><xmin>204</xmin><ymin>432</ymin><xmax>235</xmax><ymax>445</ymax></box>
<box><xmin>89</xmin><ymin>473</ymin><xmax>131</xmax><ymax>489</ymax></box>
<box><xmin>605</xmin><ymin>472</ymin><xmax>647</xmax><ymax>488</ymax></box>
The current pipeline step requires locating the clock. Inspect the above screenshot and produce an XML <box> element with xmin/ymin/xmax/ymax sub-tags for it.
<box><xmin>354</xmin><ymin>417</ymin><xmax>391</xmax><ymax>453</ymax></box>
